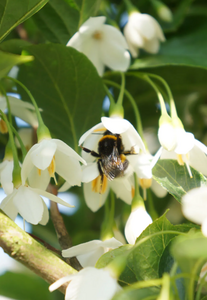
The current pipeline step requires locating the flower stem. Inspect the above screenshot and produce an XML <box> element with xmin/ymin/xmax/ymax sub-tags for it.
<box><xmin>4</xmin><ymin>76</ymin><xmax>44</xmax><ymax>127</ymax></box>
<box><xmin>0</xmin><ymin>110</ymin><xmax>21</xmax><ymax>184</ymax></box>
<box><xmin>103</xmin><ymin>84</ymin><xmax>115</xmax><ymax>106</ymax></box>
<box><xmin>117</xmin><ymin>72</ymin><xmax>125</xmax><ymax>106</ymax></box>
<box><xmin>123</xmin><ymin>0</ymin><xmax>138</xmax><ymax>13</ymax></box>
<box><xmin>104</xmin><ymin>79</ymin><xmax>144</xmax><ymax>140</ymax></box>
<box><xmin>0</xmin><ymin>83</ymin><xmax>12</xmax><ymax>124</ymax></box>
<box><xmin>10</xmin><ymin>124</ymin><xmax>27</xmax><ymax>160</ymax></box>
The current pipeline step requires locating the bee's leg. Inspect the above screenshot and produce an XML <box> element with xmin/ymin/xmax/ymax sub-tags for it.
<box><xmin>80</xmin><ymin>146</ymin><xmax>100</xmax><ymax>157</ymax></box>
<box><xmin>123</xmin><ymin>146</ymin><xmax>138</xmax><ymax>155</ymax></box>
<box><xmin>97</xmin><ymin>159</ymin><xmax>104</xmax><ymax>194</ymax></box>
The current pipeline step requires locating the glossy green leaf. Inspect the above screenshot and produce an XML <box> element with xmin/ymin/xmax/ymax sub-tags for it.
<box><xmin>152</xmin><ymin>160</ymin><xmax>207</xmax><ymax>203</ymax></box>
<box><xmin>112</xmin><ymin>287</ymin><xmax>160</xmax><ymax>300</ymax></box>
<box><xmin>97</xmin><ymin>213</ymin><xmax>191</xmax><ymax>285</ymax></box>
<box><xmin>0</xmin><ymin>271</ymin><xmax>60</xmax><ymax>300</ymax></box>
<box><xmin>33</xmin><ymin>0</ymin><xmax>79</xmax><ymax>44</ymax></box>
<box><xmin>0</xmin><ymin>0</ymin><xmax>48</xmax><ymax>43</ymax></box>
<box><xmin>0</xmin><ymin>50</ymin><xmax>33</xmax><ymax>79</ymax></box>
<box><xmin>18</xmin><ymin>44</ymin><xmax>105</xmax><ymax>150</ymax></box>
<box><xmin>130</xmin><ymin>16</ymin><xmax>207</xmax><ymax>70</ymax></box>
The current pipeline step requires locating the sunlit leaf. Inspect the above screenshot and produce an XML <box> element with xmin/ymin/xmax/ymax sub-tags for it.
<box><xmin>152</xmin><ymin>160</ymin><xmax>207</xmax><ymax>203</ymax></box>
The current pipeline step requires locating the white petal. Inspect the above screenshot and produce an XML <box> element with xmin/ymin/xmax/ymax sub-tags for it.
<box><xmin>143</xmin><ymin>37</ymin><xmax>160</xmax><ymax>54</ymax></box>
<box><xmin>49</xmin><ymin>275</ymin><xmax>76</xmax><ymax>292</ymax></box>
<box><xmin>158</xmin><ymin>123</ymin><xmax>177</xmax><ymax>151</ymax></box>
<box><xmin>111</xmin><ymin>177</ymin><xmax>133</xmax><ymax>205</ymax></box>
<box><xmin>0</xmin><ymin>160</ymin><xmax>14</xmax><ymax>195</ymax></box>
<box><xmin>27</xmin><ymin>167</ymin><xmax>50</xmax><ymax>190</ymax></box>
<box><xmin>101</xmin><ymin>117</ymin><xmax>130</xmax><ymax>134</ymax></box>
<box><xmin>0</xmin><ymin>191</ymin><xmax>18</xmax><ymax>220</ymax></box>
<box><xmin>182</xmin><ymin>187</ymin><xmax>207</xmax><ymax>224</ymax></box>
<box><xmin>151</xmin><ymin>179</ymin><xmax>167</xmax><ymax>198</ymax></box>
<box><xmin>65</xmin><ymin>267</ymin><xmax>120</xmax><ymax>300</ymax></box>
<box><xmin>26</xmin><ymin>140</ymin><xmax>56</xmax><ymax>170</ymax></box>
<box><xmin>39</xmin><ymin>200</ymin><xmax>49</xmax><ymax>225</ymax></box>
<box><xmin>174</xmin><ymin>131</ymin><xmax>195</xmax><ymax>154</ymax></box>
<box><xmin>151</xmin><ymin>147</ymin><xmax>163</xmax><ymax>169</ymax></box>
<box><xmin>134</xmin><ymin>153</ymin><xmax>153</xmax><ymax>179</ymax></box>
<box><xmin>78</xmin><ymin>122</ymin><xmax>103</xmax><ymax>146</ymax></box>
<box><xmin>62</xmin><ymin>240</ymin><xmax>104</xmax><ymax>257</ymax></box>
<box><xmin>102</xmin><ymin>25</ymin><xmax>128</xmax><ymax>49</ymax></box>
<box><xmin>188</xmin><ymin>141</ymin><xmax>207</xmax><ymax>176</ymax></box>
<box><xmin>125</xmin><ymin>206</ymin><xmax>152</xmax><ymax>244</ymax></box>
<box><xmin>83</xmin><ymin>182</ymin><xmax>109</xmax><ymax>212</ymax></box>
<box><xmin>132</xmin><ymin>14</ymin><xmax>159</xmax><ymax>40</ymax></box>
<box><xmin>82</xmin><ymin>163</ymin><xmax>99</xmax><ymax>183</ymax></box>
<box><xmin>13</xmin><ymin>186</ymin><xmax>44</xmax><ymax>225</ymax></box>
<box><xmin>77</xmin><ymin>248</ymin><xmax>104</xmax><ymax>267</ymax></box>
<box><xmin>31</xmin><ymin>187</ymin><xmax>75</xmax><ymax>208</ymax></box>
<box><xmin>121</xmin><ymin>126</ymin><xmax>146</xmax><ymax>153</ymax></box>
<box><xmin>54</xmin><ymin>139</ymin><xmax>86</xmax><ymax>164</ymax></box>
<box><xmin>79</xmin><ymin>16</ymin><xmax>106</xmax><ymax>35</ymax></box>
<box><xmin>55</xmin><ymin>150</ymin><xmax>82</xmax><ymax>186</ymax></box>
<box><xmin>202</xmin><ymin>219</ymin><xmax>207</xmax><ymax>237</ymax></box>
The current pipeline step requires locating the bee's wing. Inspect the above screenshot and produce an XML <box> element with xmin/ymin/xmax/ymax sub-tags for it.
<box><xmin>101</xmin><ymin>147</ymin><xmax>122</xmax><ymax>181</ymax></box>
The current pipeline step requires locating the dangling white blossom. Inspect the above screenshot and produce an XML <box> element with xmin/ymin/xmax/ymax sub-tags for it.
<box><xmin>49</xmin><ymin>267</ymin><xmax>121</xmax><ymax>300</ymax></box>
<box><xmin>67</xmin><ymin>16</ymin><xmax>130</xmax><ymax>76</ymax></box>
<box><xmin>0</xmin><ymin>182</ymin><xmax>74</xmax><ymax>225</ymax></box>
<box><xmin>0</xmin><ymin>159</ymin><xmax>14</xmax><ymax>195</ymax></box>
<box><xmin>0</xmin><ymin>95</ymin><xmax>39</xmax><ymax>128</ymax></box>
<box><xmin>79</xmin><ymin>116</ymin><xmax>146</xmax><ymax>211</ymax></box>
<box><xmin>125</xmin><ymin>205</ymin><xmax>152</xmax><ymax>244</ymax></box>
<box><xmin>124</xmin><ymin>12</ymin><xmax>165</xmax><ymax>58</ymax></box>
<box><xmin>21</xmin><ymin>138</ymin><xmax>86</xmax><ymax>191</ymax></box>
<box><xmin>62</xmin><ymin>238</ymin><xmax>122</xmax><ymax>267</ymax></box>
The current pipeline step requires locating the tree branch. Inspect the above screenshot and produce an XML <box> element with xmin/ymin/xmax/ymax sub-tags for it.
<box><xmin>0</xmin><ymin>210</ymin><xmax>77</xmax><ymax>294</ymax></box>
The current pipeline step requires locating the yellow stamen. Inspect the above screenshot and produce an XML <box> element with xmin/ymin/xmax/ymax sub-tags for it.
<box><xmin>48</xmin><ymin>155</ymin><xmax>57</xmax><ymax>184</ymax></box>
<box><xmin>139</xmin><ymin>178</ymin><xmax>152</xmax><ymax>189</ymax></box>
<box><xmin>91</xmin><ymin>174</ymin><xmax>108</xmax><ymax>194</ymax></box>
<box><xmin>177</xmin><ymin>154</ymin><xmax>184</xmax><ymax>166</ymax></box>
<box><xmin>131</xmin><ymin>186</ymin><xmax>135</xmax><ymax>198</ymax></box>
<box><xmin>38</xmin><ymin>168</ymin><xmax>41</xmax><ymax>176</ymax></box>
<box><xmin>93</xmin><ymin>127</ymin><xmax>106</xmax><ymax>132</ymax></box>
<box><xmin>93</xmin><ymin>31</ymin><xmax>102</xmax><ymax>40</ymax></box>
<box><xmin>0</xmin><ymin>119</ymin><xmax>8</xmax><ymax>134</ymax></box>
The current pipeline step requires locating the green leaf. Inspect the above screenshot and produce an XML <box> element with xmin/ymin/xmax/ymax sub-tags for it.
<box><xmin>152</xmin><ymin>160</ymin><xmax>207</xmax><ymax>203</ymax></box>
<box><xmin>96</xmin><ymin>245</ymin><xmax>137</xmax><ymax>286</ymax></box>
<box><xmin>97</xmin><ymin>213</ymin><xmax>191</xmax><ymax>285</ymax></box>
<box><xmin>18</xmin><ymin>44</ymin><xmax>105</xmax><ymax>150</ymax></box>
<box><xmin>0</xmin><ymin>271</ymin><xmax>61</xmax><ymax>300</ymax></box>
<box><xmin>77</xmin><ymin>0</ymin><xmax>102</xmax><ymax>27</ymax></box>
<box><xmin>170</xmin><ymin>233</ymin><xmax>207</xmax><ymax>299</ymax></box>
<box><xmin>0</xmin><ymin>50</ymin><xmax>33</xmax><ymax>79</ymax></box>
<box><xmin>130</xmin><ymin>16</ymin><xmax>207</xmax><ymax>70</ymax></box>
<box><xmin>112</xmin><ymin>287</ymin><xmax>160</xmax><ymax>300</ymax></box>
<box><xmin>33</xmin><ymin>0</ymin><xmax>80</xmax><ymax>44</ymax></box>
<box><xmin>0</xmin><ymin>0</ymin><xmax>48</xmax><ymax>43</ymax></box>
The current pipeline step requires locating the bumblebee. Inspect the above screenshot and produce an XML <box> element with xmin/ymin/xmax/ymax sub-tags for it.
<box><xmin>81</xmin><ymin>130</ymin><xmax>137</xmax><ymax>193</ymax></box>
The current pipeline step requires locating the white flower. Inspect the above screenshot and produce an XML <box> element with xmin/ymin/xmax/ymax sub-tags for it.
<box><xmin>182</xmin><ymin>187</ymin><xmax>207</xmax><ymax>236</ymax></box>
<box><xmin>79</xmin><ymin>116</ymin><xmax>146</xmax><ymax>211</ymax></box>
<box><xmin>0</xmin><ymin>159</ymin><xmax>14</xmax><ymax>195</ymax></box>
<box><xmin>123</xmin><ymin>12</ymin><xmax>165</xmax><ymax>58</ymax></box>
<box><xmin>158</xmin><ymin>121</ymin><xmax>177</xmax><ymax>152</ymax></box>
<box><xmin>62</xmin><ymin>238</ymin><xmax>122</xmax><ymax>267</ymax></box>
<box><xmin>134</xmin><ymin>152</ymin><xmax>167</xmax><ymax>198</ymax></box>
<box><xmin>125</xmin><ymin>205</ymin><xmax>152</xmax><ymax>244</ymax></box>
<box><xmin>21</xmin><ymin>138</ymin><xmax>86</xmax><ymax>191</ymax></box>
<box><xmin>49</xmin><ymin>267</ymin><xmax>121</xmax><ymax>300</ymax></box>
<box><xmin>153</xmin><ymin>128</ymin><xmax>207</xmax><ymax>178</ymax></box>
<box><xmin>67</xmin><ymin>16</ymin><xmax>130</xmax><ymax>76</ymax></box>
<box><xmin>0</xmin><ymin>183</ymin><xmax>74</xmax><ymax>225</ymax></box>
<box><xmin>0</xmin><ymin>95</ymin><xmax>39</xmax><ymax>128</ymax></box>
